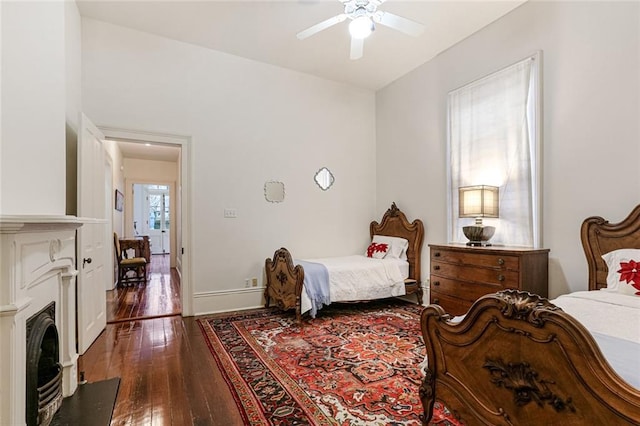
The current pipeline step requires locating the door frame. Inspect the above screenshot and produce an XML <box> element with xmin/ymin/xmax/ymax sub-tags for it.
<box><xmin>104</xmin><ymin>155</ymin><xmax>115</xmax><ymax>290</ymax></box>
<box><xmin>98</xmin><ymin>126</ymin><xmax>194</xmax><ymax>317</ymax></box>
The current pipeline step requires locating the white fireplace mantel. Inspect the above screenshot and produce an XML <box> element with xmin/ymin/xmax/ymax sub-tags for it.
<box><xmin>0</xmin><ymin>215</ymin><xmax>83</xmax><ymax>426</ymax></box>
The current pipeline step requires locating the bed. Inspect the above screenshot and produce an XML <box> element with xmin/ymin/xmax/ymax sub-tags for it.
<box><xmin>264</xmin><ymin>202</ymin><xmax>424</xmax><ymax>322</ymax></box>
<box><xmin>419</xmin><ymin>205</ymin><xmax>640</xmax><ymax>425</ymax></box>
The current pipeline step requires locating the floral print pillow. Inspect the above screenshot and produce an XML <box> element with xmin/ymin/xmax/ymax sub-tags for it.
<box><xmin>366</xmin><ymin>242</ymin><xmax>389</xmax><ymax>259</ymax></box>
<box><xmin>602</xmin><ymin>249</ymin><xmax>640</xmax><ymax>296</ymax></box>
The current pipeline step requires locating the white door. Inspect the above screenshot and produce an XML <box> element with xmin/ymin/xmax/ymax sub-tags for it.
<box><xmin>146</xmin><ymin>186</ymin><xmax>170</xmax><ymax>254</ymax></box>
<box><xmin>77</xmin><ymin>113</ymin><xmax>107</xmax><ymax>355</ymax></box>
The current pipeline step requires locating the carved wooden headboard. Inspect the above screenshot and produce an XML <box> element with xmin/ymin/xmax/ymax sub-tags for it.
<box><xmin>581</xmin><ymin>204</ymin><xmax>640</xmax><ymax>290</ymax></box>
<box><xmin>370</xmin><ymin>202</ymin><xmax>424</xmax><ymax>282</ymax></box>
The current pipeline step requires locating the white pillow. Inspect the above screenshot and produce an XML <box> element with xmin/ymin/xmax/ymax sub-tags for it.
<box><xmin>365</xmin><ymin>242</ymin><xmax>389</xmax><ymax>259</ymax></box>
<box><xmin>601</xmin><ymin>249</ymin><xmax>640</xmax><ymax>296</ymax></box>
<box><xmin>372</xmin><ymin>235</ymin><xmax>409</xmax><ymax>260</ymax></box>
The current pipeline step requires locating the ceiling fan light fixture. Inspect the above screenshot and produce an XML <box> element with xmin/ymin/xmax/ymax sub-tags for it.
<box><xmin>349</xmin><ymin>16</ymin><xmax>374</xmax><ymax>39</ymax></box>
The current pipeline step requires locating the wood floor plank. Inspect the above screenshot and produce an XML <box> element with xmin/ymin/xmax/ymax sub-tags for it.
<box><xmin>82</xmin><ymin>257</ymin><xmax>243</xmax><ymax>425</ymax></box>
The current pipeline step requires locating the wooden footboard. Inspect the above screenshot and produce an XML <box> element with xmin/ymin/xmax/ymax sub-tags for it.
<box><xmin>420</xmin><ymin>290</ymin><xmax>640</xmax><ymax>425</ymax></box>
<box><xmin>264</xmin><ymin>247</ymin><xmax>304</xmax><ymax>323</ymax></box>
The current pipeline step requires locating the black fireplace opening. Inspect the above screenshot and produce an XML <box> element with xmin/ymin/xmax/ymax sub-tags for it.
<box><xmin>26</xmin><ymin>302</ymin><xmax>63</xmax><ymax>426</ymax></box>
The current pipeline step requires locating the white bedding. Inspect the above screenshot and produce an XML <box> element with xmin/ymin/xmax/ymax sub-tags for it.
<box><xmin>551</xmin><ymin>291</ymin><xmax>640</xmax><ymax>388</ymax></box>
<box><xmin>299</xmin><ymin>255</ymin><xmax>408</xmax><ymax>316</ymax></box>
<box><xmin>551</xmin><ymin>291</ymin><xmax>640</xmax><ymax>343</ymax></box>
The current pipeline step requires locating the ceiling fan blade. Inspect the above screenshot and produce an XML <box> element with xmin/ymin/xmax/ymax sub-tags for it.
<box><xmin>373</xmin><ymin>11</ymin><xmax>425</xmax><ymax>37</ymax></box>
<box><xmin>297</xmin><ymin>14</ymin><xmax>347</xmax><ymax>40</ymax></box>
<box><xmin>350</xmin><ymin>36</ymin><xmax>364</xmax><ymax>60</ymax></box>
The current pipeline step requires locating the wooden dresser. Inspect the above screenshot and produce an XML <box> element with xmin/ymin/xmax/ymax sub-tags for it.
<box><xmin>429</xmin><ymin>244</ymin><xmax>549</xmax><ymax>316</ymax></box>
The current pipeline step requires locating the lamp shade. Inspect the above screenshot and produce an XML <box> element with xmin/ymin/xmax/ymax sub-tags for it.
<box><xmin>459</xmin><ymin>185</ymin><xmax>499</xmax><ymax>218</ymax></box>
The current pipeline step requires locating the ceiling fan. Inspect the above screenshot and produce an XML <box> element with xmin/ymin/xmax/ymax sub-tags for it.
<box><xmin>296</xmin><ymin>0</ymin><xmax>425</xmax><ymax>60</ymax></box>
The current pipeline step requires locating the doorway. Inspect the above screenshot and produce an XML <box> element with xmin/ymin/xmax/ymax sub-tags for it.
<box><xmin>134</xmin><ymin>183</ymin><xmax>171</xmax><ymax>255</ymax></box>
<box><xmin>100</xmin><ymin>126</ymin><xmax>193</xmax><ymax>320</ymax></box>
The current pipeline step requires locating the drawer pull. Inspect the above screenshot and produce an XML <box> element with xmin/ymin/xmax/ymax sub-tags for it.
<box><xmin>434</xmin><ymin>252</ymin><xmax>441</xmax><ymax>257</ymax></box>
<box><xmin>498</xmin><ymin>258</ymin><xmax>505</xmax><ymax>265</ymax></box>
<box><xmin>433</xmin><ymin>298</ymin><xmax>440</xmax><ymax>304</ymax></box>
<box><xmin>498</xmin><ymin>274</ymin><xmax>505</xmax><ymax>282</ymax></box>
<box><xmin>433</xmin><ymin>265</ymin><xmax>440</xmax><ymax>270</ymax></box>
<box><xmin>433</xmin><ymin>281</ymin><xmax>440</xmax><ymax>286</ymax></box>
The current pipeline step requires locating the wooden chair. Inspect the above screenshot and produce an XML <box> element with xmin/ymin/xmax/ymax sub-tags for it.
<box><xmin>114</xmin><ymin>232</ymin><xmax>147</xmax><ymax>287</ymax></box>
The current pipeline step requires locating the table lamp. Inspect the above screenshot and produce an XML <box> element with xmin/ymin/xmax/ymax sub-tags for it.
<box><xmin>459</xmin><ymin>185</ymin><xmax>499</xmax><ymax>246</ymax></box>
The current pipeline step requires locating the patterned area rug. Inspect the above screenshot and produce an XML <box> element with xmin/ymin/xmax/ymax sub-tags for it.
<box><xmin>197</xmin><ymin>299</ymin><xmax>459</xmax><ymax>425</ymax></box>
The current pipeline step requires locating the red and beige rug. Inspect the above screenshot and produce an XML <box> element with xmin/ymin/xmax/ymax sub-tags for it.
<box><xmin>197</xmin><ymin>299</ymin><xmax>459</xmax><ymax>425</ymax></box>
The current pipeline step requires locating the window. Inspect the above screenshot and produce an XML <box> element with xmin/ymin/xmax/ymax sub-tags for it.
<box><xmin>448</xmin><ymin>53</ymin><xmax>541</xmax><ymax>247</ymax></box>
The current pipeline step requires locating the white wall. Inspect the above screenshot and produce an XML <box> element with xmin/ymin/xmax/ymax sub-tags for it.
<box><xmin>1</xmin><ymin>1</ymin><xmax>3</xmax><ymax>214</ymax></box>
<box><xmin>82</xmin><ymin>19</ymin><xmax>377</xmax><ymax>313</ymax></box>
<box><xmin>65</xmin><ymin>1</ymin><xmax>82</xmax><ymax>131</ymax></box>
<box><xmin>376</xmin><ymin>1</ymin><xmax>640</xmax><ymax>298</ymax></box>
<box><xmin>65</xmin><ymin>0</ymin><xmax>82</xmax><ymax>216</ymax></box>
<box><xmin>1</xmin><ymin>1</ymin><xmax>67</xmax><ymax>215</ymax></box>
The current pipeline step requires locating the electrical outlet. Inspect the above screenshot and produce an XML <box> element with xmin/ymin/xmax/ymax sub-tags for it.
<box><xmin>251</xmin><ymin>277</ymin><xmax>258</xmax><ymax>287</ymax></box>
<box><xmin>245</xmin><ymin>278</ymin><xmax>250</xmax><ymax>288</ymax></box>
<box><xmin>224</xmin><ymin>208</ymin><xmax>237</xmax><ymax>218</ymax></box>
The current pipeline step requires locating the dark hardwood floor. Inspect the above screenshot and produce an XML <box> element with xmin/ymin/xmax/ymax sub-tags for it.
<box><xmin>82</xmin><ymin>255</ymin><xmax>243</xmax><ymax>425</ymax></box>
<box><xmin>107</xmin><ymin>255</ymin><xmax>182</xmax><ymax>323</ymax></box>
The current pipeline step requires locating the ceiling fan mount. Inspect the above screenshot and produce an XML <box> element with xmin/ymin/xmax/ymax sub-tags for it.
<box><xmin>344</xmin><ymin>0</ymin><xmax>377</xmax><ymax>18</ymax></box>
<box><xmin>297</xmin><ymin>0</ymin><xmax>425</xmax><ymax>60</ymax></box>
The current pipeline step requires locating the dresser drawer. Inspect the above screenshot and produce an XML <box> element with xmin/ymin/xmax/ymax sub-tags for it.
<box><xmin>431</xmin><ymin>261</ymin><xmax>518</xmax><ymax>287</ymax></box>
<box><xmin>430</xmin><ymin>276</ymin><xmax>504</xmax><ymax>302</ymax></box>
<box><xmin>431</xmin><ymin>249</ymin><xmax>519</xmax><ymax>270</ymax></box>
<box><xmin>429</xmin><ymin>290</ymin><xmax>471</xmax><ymax>316</ymax></box>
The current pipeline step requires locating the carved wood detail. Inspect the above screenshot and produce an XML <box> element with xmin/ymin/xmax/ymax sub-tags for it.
<box><xmin>483</xmin><ymin>358</ymin><xmax>575</xmax><ymax>413</ymax></box>
<box><xmin>496</xmin><ymin>289</ymin><xmax>562</xmax><ymax>327</ymax></box>
<box><xmin>264</xmin><ymin>247</ymin><xmax>304</xmax><ymax>322</ymax></box>
<box><xmin>418</xmin><ymin>368</ymin><xmax>435</xmax><ymax>426</ymax></box>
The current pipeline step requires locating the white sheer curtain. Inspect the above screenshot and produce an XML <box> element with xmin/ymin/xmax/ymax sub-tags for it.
<box><xmin>448</xmin><ymin>55</ymin><xmax>538</xmax><ymax>247</ymax></box>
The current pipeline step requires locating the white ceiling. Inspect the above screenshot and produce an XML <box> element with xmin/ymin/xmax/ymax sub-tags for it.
<box><xmin>115</xmin><ymin>140</ymin><xmax>181</xmax><ymax>162</ymax></box>
<box><xmin>77</xmin><ymin>0</ymin><xmax>527</xmax><ymax>91</ymax></box>
<box><xmin>81</xmin><ymin>0</ymin><xmax>526</xmax><ymax>162</ymax></box>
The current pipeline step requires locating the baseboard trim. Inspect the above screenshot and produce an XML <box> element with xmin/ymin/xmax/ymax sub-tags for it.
<box><xmin>193</xmin><ymin>287</ymin><xmax>266</xmax><ymax>316</ymax></box>
<box><xmin>193</xmin><ymin>284</ymin><xmax>430</xmax><ymax>315</ymax></box>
